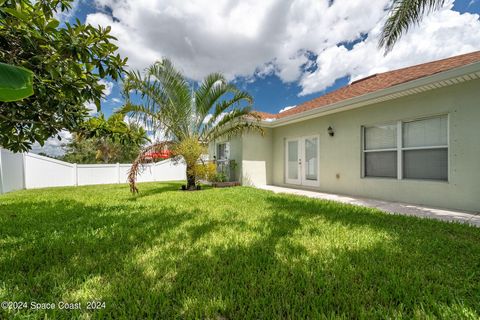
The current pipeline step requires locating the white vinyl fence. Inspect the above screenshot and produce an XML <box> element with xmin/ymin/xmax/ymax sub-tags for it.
<box><xmin>0</xmin><ymin>149</ymin><xmax>186</xmax><ymax>194</ymax></box>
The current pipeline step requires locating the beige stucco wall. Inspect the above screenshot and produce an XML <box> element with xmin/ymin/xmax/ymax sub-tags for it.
<box><xmin>269</xmin><ymin>79</ymin><xmax>480</xmax><ymax>212</ymax></box>
<box><xmin>208</xmin><ymin>129</ymin><xmax>272</xmax><ymax>185</ymax></box>
<box><xmin>241</xmin><ymin>128</ymin><xmax>273</xmax><ymax>186</ymax></box>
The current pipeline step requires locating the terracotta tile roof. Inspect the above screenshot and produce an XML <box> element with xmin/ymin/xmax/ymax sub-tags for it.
<box><xmin>252</xmin><ymin>111</ymin><xmax>278</xmax><ymax>120</ymax></box>
<box><xmin>260</xmin><ymin>51</ymin><xmax>480</xmax><ymax>120</ymax></box>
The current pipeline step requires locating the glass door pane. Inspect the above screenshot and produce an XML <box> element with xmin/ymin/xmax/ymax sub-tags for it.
<box><xmin>304</xmin><ymin>137</ymin><xmax>318</xmax><ymax>182</ymax></box>
<box><xmin>287</xmin><ymin>140</ymin><xmax>299</xmax><ymax>182</ymax></box>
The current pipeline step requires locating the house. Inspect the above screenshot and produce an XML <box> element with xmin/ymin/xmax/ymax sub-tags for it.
<box><xmin>209</xmin><ymin>51</ymin><xmax>480</xmax><ymax>212</ymax></box>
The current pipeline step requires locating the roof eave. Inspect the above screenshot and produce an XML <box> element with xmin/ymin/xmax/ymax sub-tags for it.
<box><xmin>261</xmin><ymin>61</ymin><xmax>480</xmax><ymax>128</ymax></box>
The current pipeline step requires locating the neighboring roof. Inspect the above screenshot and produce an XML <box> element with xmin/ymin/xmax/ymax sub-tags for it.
<box><xmin>259</xmin><ymin>51</ymin><xmax>480</xmax><ymax>121</ymax></box>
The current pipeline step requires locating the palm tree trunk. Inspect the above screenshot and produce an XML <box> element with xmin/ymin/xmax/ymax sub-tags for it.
<box><xmin>186</xmin><ymin>164</ymin><xmax>196</xmax><ymax>190</ymax></box>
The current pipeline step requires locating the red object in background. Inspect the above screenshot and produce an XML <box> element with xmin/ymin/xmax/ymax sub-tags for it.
<box><xmin>145</xmin><ymin>150</ymin><xmax>172</xmax><ymax>160</ymax></box>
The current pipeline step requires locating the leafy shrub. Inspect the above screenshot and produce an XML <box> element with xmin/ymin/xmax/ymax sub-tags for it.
<box><xmin>212</xmin><ymin>172</ymin><xmax>228</xmax><ymax>183</ymax></box>
<box><xmin>194</xmin><ymin>162</ymin><xmax>217</xmax><ymax>182</ymax></box>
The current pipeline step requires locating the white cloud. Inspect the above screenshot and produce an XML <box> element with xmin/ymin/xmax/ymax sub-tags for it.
<box><xmin>85</xmin><ymin>0</ymin><xmax>480</xmax><ymax>97</ymax></box>
<box><xmin>202</xmin><ymin>112</ymin><xmax>228</xmax><ymax>125</ymax></box>
<box><xmin>299</xmin><ymin>2</ymin><xmax>480</xmax><ymax>95</ymax></box>
<box><xmin>86</xmin><ymin>0</ymin><xmax>390</xmax><ymax>82</ymax></box>
<box><xmin>83</xmin><ymin>80</ymin><xmax>115</xmax><ymax>115</ymax></box>
<box><xmin>123</xmin><ymin>114</ymin><xmax>169</xmax><ymax>142</ymax></box>
<box><xmin>112</xmin><ymin>98</ymin><xmax>122</xmax><ymax>103</ymax></box>
<box><xmin>279</xmin><ymin>105</ymin><xmax>296</xmax><ymax>113</ymax></box>
<box><xmin>84</xmin><ymin>101</ymin><xmax>98</xmax><ymax>115</ymax></box>
<box><xmin>31</xmin><ymin>131</ymin><xmax>72</xmax><ymax>157</ymax></box>
<box><xmin>99</xmin><ymin>79</ymin><xmax>114</xmax><ymax>97</ymax></box>
<box><xmin>55</xmin><ymin>0</ymin><xmax>81</xmax><ymax>23</ymax></box>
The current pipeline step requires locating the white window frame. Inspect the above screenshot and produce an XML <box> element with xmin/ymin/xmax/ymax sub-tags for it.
<box><xmin>362</xmin><ymin>114</ymin><xmax>449</xmax><ymax>182</ymax></box>
<box><xmin>361</xmin><ymin>122</ymin><xmax>398</xmax><ymax>179</ymax></box>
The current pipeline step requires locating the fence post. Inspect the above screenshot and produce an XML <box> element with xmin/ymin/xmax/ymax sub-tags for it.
<box><xmin>73</xmin><ymin>163</ymin><xmax>78</xmax><ymax>186</ymax></box>
<box><xmin>117</xmin><ymin>163</ymin><xmax>120</xmax><ymax>184</ymax></box>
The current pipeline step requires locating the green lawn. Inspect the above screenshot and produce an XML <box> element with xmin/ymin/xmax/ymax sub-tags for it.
<box><xmin>0</xmin><ymin>182</ymin><xmax>479</xmax><ymax>319</ymax></box>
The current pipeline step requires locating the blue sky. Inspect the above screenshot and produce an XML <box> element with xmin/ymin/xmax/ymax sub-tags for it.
<box><xmin>34</xmin><ymin>0</ymin><xmax>480</xmax><ymax>155</ymax></box>
<box><xmin>59</xmin><ymin>0</ymin><xmax>480</xmax><ymax>117</ymax></box>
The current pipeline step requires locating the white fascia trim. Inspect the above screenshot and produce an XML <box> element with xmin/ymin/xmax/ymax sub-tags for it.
<box><xmin>261</xmin><ymin>61</ymin><xmax>480</xmax><ymax>128</ymax></box>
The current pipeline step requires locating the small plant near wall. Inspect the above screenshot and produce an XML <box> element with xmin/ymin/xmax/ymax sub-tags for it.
<box><xmin>208</xmin><ymin>159</ymin><xmax>240</xmax><ymax>187</ymax></box>
<box><xmin>212</xmin><ymin>172</ymin><xmax>228</xmax><ymax>183</ymax></box>
<box><xmin>194</xmin><ymin>162</ymin><xmax>217</xmax><ymax>182</ymax></box>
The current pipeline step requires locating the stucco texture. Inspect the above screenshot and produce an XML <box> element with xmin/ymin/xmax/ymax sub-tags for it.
<box><xmin>209</xmin><ymin>80</ymin><xmax>480</xmax><ymax>211</ymax></box>
<box><xmin>270</xmin><ymin>80</ymin><xmax>480</xmax><ymax>212</ymax></box>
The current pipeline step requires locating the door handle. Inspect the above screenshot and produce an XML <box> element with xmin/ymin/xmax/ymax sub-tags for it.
<box><xmin>298</xmin><ymin>159</ymin><xmax>302</xmax><ymax>165</ymax></box>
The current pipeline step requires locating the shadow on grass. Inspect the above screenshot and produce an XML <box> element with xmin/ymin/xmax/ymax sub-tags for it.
<box><xmin>156</xmin><ymin>195</ymin><xmax>480</xmax><ymax>318</ymax></box>
<box><xmin>128</xmin><ymin>182</ymin><xmax>213</xmax><ymax>201</ymax></box>
<box><xmin>128</xmin><ymin>181</ymin><xmax>183</xmax><ymax>200</ymax></box>
<box><xmin>0</xmin><ymin>188</ymin><xmax>479</xmax><ymax>319</ymax></box>
<box><xmin>0</xmin><ymin>195</ymin><xmax>197</xmax><ymax>319</ymax></box>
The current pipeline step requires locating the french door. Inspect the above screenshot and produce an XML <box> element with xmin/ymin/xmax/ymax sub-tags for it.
<box><xmin>285</xmin><ymin>136</ymin><xmax>320</xmax><ymax>186</ymax></box>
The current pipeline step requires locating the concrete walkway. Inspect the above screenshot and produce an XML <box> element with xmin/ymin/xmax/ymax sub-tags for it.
<box><xmin>258</xmin><ymin>185</ymin><xmax>480</xmax><ymax>227</ymax></box>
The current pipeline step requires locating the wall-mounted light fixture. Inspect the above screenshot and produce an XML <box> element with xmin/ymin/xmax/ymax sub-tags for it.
<box><xmin>327</xmin><ymin>126</ymin><xmax>335</xmax><ymax>137</ymax></box>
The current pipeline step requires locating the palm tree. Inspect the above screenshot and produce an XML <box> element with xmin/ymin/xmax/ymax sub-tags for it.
<box><xmin>379</xmin><ymin>0</ymin><xmax>445</xmax><ymax>52</ymax></box>
<box><xmin>121</xmin><ymin>59</ymin><xmax>262</xmax><ymax>192</ymax></box>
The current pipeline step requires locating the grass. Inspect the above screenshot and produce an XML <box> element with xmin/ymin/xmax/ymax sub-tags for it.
<box><xmin>0</xmin><ymin>182</ymin><xmax>479</xmax><ymax>319</ymax></box>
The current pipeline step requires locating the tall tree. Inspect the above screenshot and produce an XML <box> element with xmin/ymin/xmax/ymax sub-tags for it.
<box><xmin>0</xmin><ymin>0</ymin><xmax>127</xmax><ymax>152</ymax></box>
<box><xmin>122</xmin><ymin>59</ymin><xmax>262</xmax><ymax>192</ymax></box>
<box><xmin>62</xmin><ymin>113</ymin><xmax>150</xmax><ymax>164</ymax></box>
<box><xmin>380</xmin><ymin>0</ymin><xmax>445</xmax><ymax>52</ymax></box>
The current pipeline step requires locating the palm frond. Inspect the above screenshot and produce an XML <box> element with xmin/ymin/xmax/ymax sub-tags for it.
<box><xmin>122</xmin><ymin>71</ymin><xmax>167</xmax><ymax>132</ymax></box>
<box><xmin>194</xmin><ymin>74</ymin><xmax>241</xmax><ymax>129</ymax></box>
<box><xmin>118</xmin><ymin>102</ymin><xmax>165</xmax><ymax>137</ymax></box>
<box><xmin>128</xmin><ymin>141</ymin><xmax>174</xmax><ymax>193</ymax></box>
<box><xmin>124</xmin><ymin>58</ymin><xmax>261</xmax><ymax>192</ymax></box>
<box><xmin>209</xmin><ymin>121</ymin><xmax>264</xmax><ymax>141</ymax></box>
<box><xmin>194</xmin><ymin>73</ymin><xmax>227</xmax><ymax>118</ymax></box>
<box><xmin>206</xmin><ymin>107</ymin><xmax>262</xmax><ymax>141</ymax></box>
<box><xmin>206</xmin><ymin>90</ymin><xmax>253</xmax><ymax>126</ymax></box>
<box><xmin>147</xmin><ymin>59</ymin><xmax>193</xmax><ymax>140</ymax></box>
<box><xmin>379</xmin><ymin>0</ymin><xmax>445</xmax><ymax>52</ymax></box>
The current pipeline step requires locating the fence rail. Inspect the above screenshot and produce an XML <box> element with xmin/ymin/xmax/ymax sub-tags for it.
<box><xmin>0</xmin><ymin>149</ymin><xmax>186</xmax><ymax>194</ymax></box>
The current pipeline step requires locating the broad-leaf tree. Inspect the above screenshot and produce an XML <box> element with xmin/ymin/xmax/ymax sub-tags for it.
<box><xmin>0</xmin><ymin>0</ymin><xmax>127</xmax><ymax>152</ymax></box>
<box><xmin>63</xmin><ymin>113</ymin><xmax>150</xmax><ymax>164</ymax></box>
<box><xmin>0</xmin><ymin>62</ymin><xmax>33</xmax><ymax>101</ymax></box>
<box><xmin>380</xmin><ymin>0</ymin><xmax>445</xmax><ymax>52</ymax></box>
<box><xmin>122</xmin><ymin>59</ymin><xmax>262</xmax><ymax>192</ymax></box>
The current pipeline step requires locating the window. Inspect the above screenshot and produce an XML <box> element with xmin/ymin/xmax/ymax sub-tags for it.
<box><xmin>304</xmin><ymin>137</ymin><xmax>318</xmax><ymax>181</ymax></box>
<box><xmin>402</xmin><ymin>116</ymin><xmax>448</xmax><ymax>180</ymax></box>
<box><xmin>216</xmin><ymin>143</ymin><xmax>229</xmax><ymax>160</ymax></box>
<box><xmin>363</xmin><ymin>115</ymin><xmax>448</xmax><ymax>181</ymax></box>
<box><xmin>287</xmin><ymin>140</ymin><xmax>299</xmax><ymax>180</ymax></box>
<box><xmin>363</xmin><ymin>124</ymin><xmax>398</xmax><ymax>178</ymax></box>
